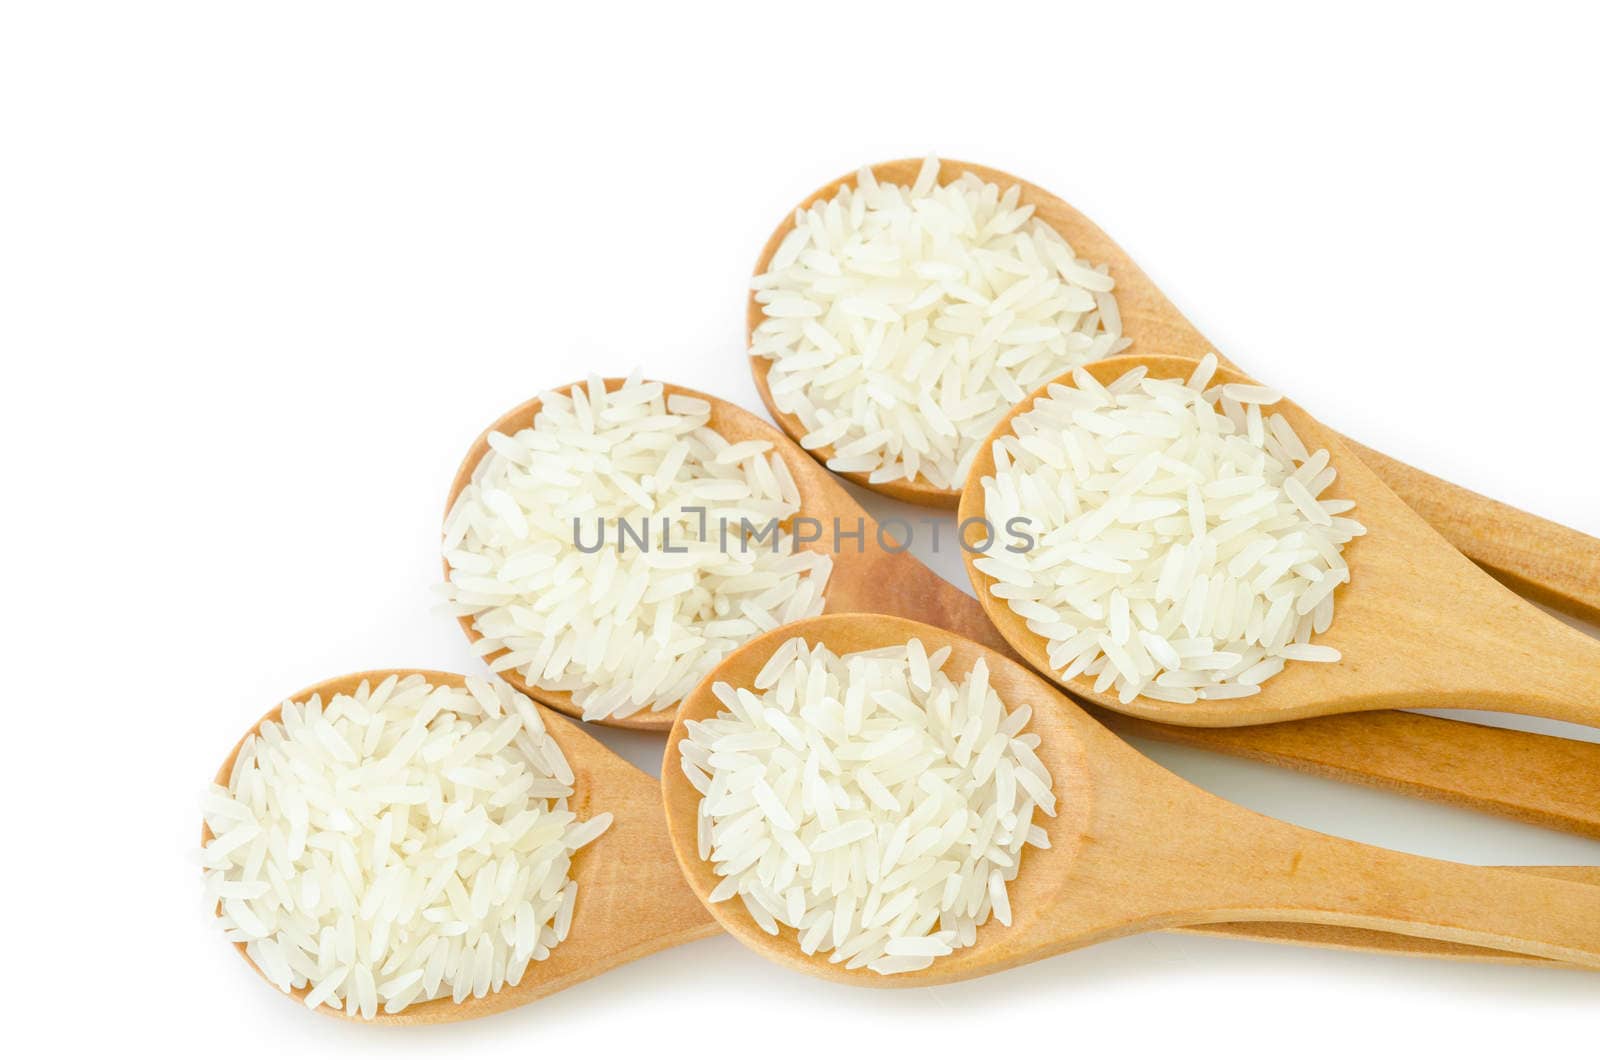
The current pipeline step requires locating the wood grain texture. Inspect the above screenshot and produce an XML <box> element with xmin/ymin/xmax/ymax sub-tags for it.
<box><xmin>1100</xmin><ymin>711</ymin><xmax>1600</xmax><ymax>839</ymax></box>
<box><xmin>1341</xmin><ymin>439</ymin><xmax>1600</xmax><ymax>625</ymax></box>
<box><xmin>661</xmin><ymin>616</ymin><xmax>1600</xmax><ymax>987</ymax></box>
<box><xmin>1190</xmin><ymin>863</ymin><xmax>1599</xmax><ymax>965</ymax></box>
<box><xmin>960</xmin><ymin>353</ymin><xmax>1600</xmax><ymax>730</ymax></box>
<box><xmin>747</xmin><ymin>158</ymin><xmax>1600</xmax><ymax>624</ymax></box>
<box><xmin>204</xmin><ymin>670</ymin><xmax>718</xmax><ymax>1025</ymax></box>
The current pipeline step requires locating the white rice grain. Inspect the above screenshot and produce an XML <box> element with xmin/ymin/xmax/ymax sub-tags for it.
<box><xmin>752</xmin><ymin>158</ymin><xmax>1129</xmax><ymax>489</ymax></box>
<box><xmin>680</xmin><ymin>637</ymin><xmax>1054</xmax><ymax>975</ymax></box>
<box><xmin>201</xmin><ymin>675</ymin><xmax>611</xmax><ymax>1017</ymax></box>
<box><xmin>443</xmin><ymin>376</ymin><xmax>833</xmax><ymax>719</ymax></box>
<box><xmin>976</xmin><ymin>355</ymin><xmax>1362</xmax><ymax>701</ymax></box>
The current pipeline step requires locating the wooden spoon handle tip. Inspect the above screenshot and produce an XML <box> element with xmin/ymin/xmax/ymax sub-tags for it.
<box><xmin>1175</xmin><ymin>818</ymin><xmax>1600</xmax><ymax>968</ymax></box>
<box><xmin>1190</xmin><ymin>864</ymin><xmax>1600</xmax><ymax>966</ymax></box>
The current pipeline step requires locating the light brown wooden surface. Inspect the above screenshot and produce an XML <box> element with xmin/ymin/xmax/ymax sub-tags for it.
<box><xmin>204</xmin><ymin>670</ymin><xmax>718</xmax><ymax>1025</ymax></box>
<box><xmin>960</xmin><ymin>353</ymin><xmax>1600</xmax><ymax>730</ymax></box>
<box><xmin>1101</xmin><ymin>711</ymin><xmax>1600</xmax><ymax>839</ymax></box>
<box><xmin>660</xmin><ymin>616</ymin><xmax>1600</xmax><ymax>987</ymax></box>
<box><xmin>447</xmin><ymin>380</ymin><xmax>1600</xmax><ymax>838</ymax></box>
<box><xmin>747</xmin><ymin>158</ymin><xmax>1600</xmax><ymax>625</ymax></box>
<box><xmin>1341</xmin><ymin>438</ymin><xmax>1600</xmax><ymax>625</ymax></box>
<box><xmin>1188</xmin><ymin>862</ymin><xmax>1599</xmax><ymax>964</ymax></box>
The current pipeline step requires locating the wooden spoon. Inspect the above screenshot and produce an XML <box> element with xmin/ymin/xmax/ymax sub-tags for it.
<box><xmin>747</xmin><ymin>158</ymin><xmax>1600</xmax><ymax>625</ymax></box>
<box><xmin>445</xmin><ymin>381</ymin><xmax>1600</xmax><ymax>837</ymax></box>
<box><xmin>959</xmin><ymin>354</ymin><xmax>1600</xmax><ymax>730</ymax></box>
<box><xmin>204</xmin><ymin>670</ymin><xmax>717</xmax><ymax>1025</ymax></box>
<box><xmin>204</xmin><ymin>672</ymin><xmax>1598</xmax><ymax>1025</ymax></box>
<box><xmin>661</xmin><ymin>615</ymin><xmax>1600</xmax><ymax>986</ymax></box>
<box><xmin>443</xmin><ymin>380</ymin><xmax>1004</xmax><ymax>733</ymax></box>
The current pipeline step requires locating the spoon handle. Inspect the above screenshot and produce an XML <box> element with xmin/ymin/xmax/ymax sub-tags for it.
<box><xmin>1191</xmin><ymin>864</ymin><xmax>1600</xmax><ymax>965</ymax></box>
<box><xmin>1081</xmin><ymin>761</ymin><xmax>1600</xmax><ymax>969</ymax></box>
<box><xmin>1216</xmin><ymin>821</ymin><xmax>1600</xmax><ymax>967</ymax></box>
<box><xmin>1452</xmin><ymin>589</ymin><xmax>1600</xmax><ymax>729</ymax></box>
<box><xmin>1342</xmin><ymin>437</ymin><xmax>1600</xmax><ymax>627</ymax></box>
<box><xmin>1101</xmin><ymin>710</ymin><xmax>1600</xmax><ymax>839</ymax></box>
<box><xmin>897</xmin><ymin>547</ymin><xmax>1600</xmax><ymax>838</ymax></box>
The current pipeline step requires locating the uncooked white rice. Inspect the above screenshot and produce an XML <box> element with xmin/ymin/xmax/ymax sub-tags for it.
<box><xmin>975</xmin><ymin>354</ymin><xmax>1364</xmax><ymax>703</ymax></box>
<box><xmin>201</xmin><ymin>674</ymin><xmax>612</xmax><ymax>1018</ymax></box>
<box><xmin>441</xmin><ymin>374</ymin><xmax>833</xmax><ymax>720</ymax></box>
<box><xmin>751</xmin><ymin>156</ymin><xmax>1129</xmax><ymax>489</ymax></box>
<box><xmin>678</xmin><ymin>636</ymin><xmax>1055</xmax><ymax>975</ymax></box>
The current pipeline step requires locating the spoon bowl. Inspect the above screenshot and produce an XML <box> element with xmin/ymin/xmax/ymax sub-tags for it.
<box><xmin>662</xmin><ymin>619</ymin><xmax>1094</xmax><ymax>985</ymax></box>
<box><xmin>444</xmin><ymin>380</ymin><xmax>1006</xmax><ymax>731</ymax></box>
<box><xmin>661</xmin><ymin>614</ymin><xmax>1600</xmax><ymax>986</ymax></box>
<box><xmin>204</xmin><ymin>670</ymin><xmax>716</xmax><ymax>1024</ymax></box>
<box><xmin>747</xmin><ymin>158</ymin><xmax>1600</xmax><ymax>624</ymax></box>
<box><xmin>959</xmin><ymin>355</ymin><xmax>1600</xmax><ymax>730</ymax></box>
<box><xmin>745</xmin><ymin>157</ymin><xmax>1176</xmax><ymax>509</ymax></box>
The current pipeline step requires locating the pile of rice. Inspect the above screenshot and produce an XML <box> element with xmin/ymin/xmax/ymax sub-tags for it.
<box><xmin>751</xmin><ymin>156</ymin><xmax>1129</xmax><ymax>490</ymax></box>
<box><xmin>442</xmin><ymin>375</ymin><xmax>833</xmax><ymax>720</ymax></box>
<box><xmin>201</xmin><ymin>674</ymin><xmax>612</xmax><ymax>1018</ymax></box>
<box><xmin>678</xmin><ymin>636</ymin><xmax>1054</xmax><ymax>975</ymax></box>
<box><xmin>975</xmin><ymin>354</ymin><xmax>1364</xmax><ymax>703</ymax></box>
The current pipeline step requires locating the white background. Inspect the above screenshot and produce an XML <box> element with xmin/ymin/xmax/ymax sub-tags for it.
<box><xmin>3</xmin><ymin>1</ymin><xmax>1597</xmax><ymax>1054</ymax></box>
